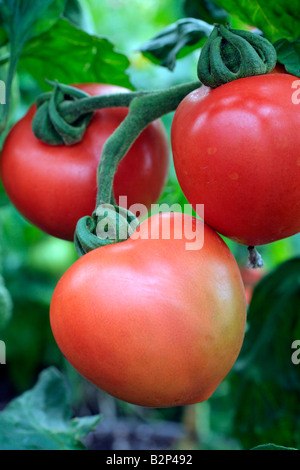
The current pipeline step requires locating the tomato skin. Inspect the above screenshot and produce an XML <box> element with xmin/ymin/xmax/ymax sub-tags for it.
<box><xmin>50</xmin><ymin>212</ymin><xmax>247</xmax><ymax>408</ymax></box>
<box><xmin>0</xmin><ymin>84</ymin><xmax>170</xmax><ymax>241</ymax></box>
<box><xmin>171</xmin><ymin>74</ymin><xmax>300</xmax><ymax>246</ymax></box>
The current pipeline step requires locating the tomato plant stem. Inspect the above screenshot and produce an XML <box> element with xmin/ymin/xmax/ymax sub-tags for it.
<box><xmin>95</xmin><ymin>80</ymin><xmax>201</xmax><ymax>206</ymax></box>
<box><xmin>70</xmin><ymin>80</ymin><xmax>201</xmax><ymax>255</ymax></box>
<box><xmin>59</xmin><ymin>90</ymin><xmax>151</xmax><ymax>121</ymax></box>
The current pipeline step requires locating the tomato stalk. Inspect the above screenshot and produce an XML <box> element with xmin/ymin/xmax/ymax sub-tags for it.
<box><xmin>32</xmin><ymin>82</ymin><xmax>152</xmax><ymax>146</ymax></box>
<box><xmin>32</xmin><ymin>80</ymin><xmax>200</xmax><ymax>148</ymax></box>
<box><xmin>95</xmin><ymin>81</ymin><xmax>201</xmax><ymax>207</ymax></box>
<box><xmin>32</xmin><ymin>80</ymin><xmax>201</xmax><ymax>256</ymax></box>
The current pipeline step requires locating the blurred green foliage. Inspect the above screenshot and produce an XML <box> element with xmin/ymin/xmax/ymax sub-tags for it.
<box><xmin>231</xmin><ymin>259</ymin><xmax>300</xmax><ymax>448</ymax></box>
<box><xmin>0</xmin><ymin>0</ymin><xmax>299</xmax><ymax>451</ymax></box>
<box><xmin>214</xmin><ymin>0</ymin><xmax>300</xmax><ymax>42</ymax></box>
<box><xmin>0</xmin><ymin>367</ymin><xmax>101</xmax><ymax>450</ymax></box>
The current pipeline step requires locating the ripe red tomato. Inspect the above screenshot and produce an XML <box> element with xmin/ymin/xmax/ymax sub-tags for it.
<box><xmin>171</xmin><ymin>74</ymin><xmax>300</xmax><ymax>246</ymax></box>
<box><xmin>0</xmin><ymin>84</ymin><xmax>170</xmax><ymax>241</ymax></box>
<box><xmin>50</xmin><ymin>212</ymin><xmax>247</xmax><ymax>407</ymax></box>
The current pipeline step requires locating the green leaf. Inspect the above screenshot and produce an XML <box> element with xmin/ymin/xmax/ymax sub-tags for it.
<box><xmin>230</xmin><ymin>258</ymin><xmax>300</xmax><ymax>449</ymax></box>
<box><xmin>251</xmin><ymin>444</ymin><xmax>298</xmax><ymax>450</ymax></box>
<box><xmin>0</xmin><ymin>367</ymin><xmax>101</xmax><ymax>450</ymax></box>
<box><xmin>0</xmin><ymin>0</ymin><xmax>67</xmax><ymax>50</ymax></box>
<box><xmin>140</xmin><ymin>18</ymin><xmax>213</xmax><ymax>70</ymax></box>
<box><xmin>0</xmin><ymin>0</ymin><xmax>132</xmax><ymax>131</ymax></box>
<box><xmin>184</xmin><ymin>0</ymin><xmax>228</xmax><ymax>25</ymax></box>
<box><xmin>275</xmin><ymin>39</ymin><xmax>300</xmax><ymax>77</ymax></box>
<box><xmin>0</xmin><ymin>0</ymin><xmax>67</xmax><ymax>130</ymax></box>
<box><xmin>19</xmin><ymin>18</ymin><xmax>132</xmax><ymax>89</ymax></box>
<box><xmin>214</xmin><ymin>0</ymin><xmax>300</xmax><ymax>42</ymax></box>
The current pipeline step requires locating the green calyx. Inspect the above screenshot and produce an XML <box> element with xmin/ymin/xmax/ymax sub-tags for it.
<box><xmin>74</xmin><ymin>204</ymin><xmax>139</xmax><ymax>257</ymax></box>
<box><xmin>32</xmin><ymin>82</ymin><xmax>94</xmax><ymax>145</ymax></box>
<box><xmin>197</xmin><ymin>24</ymin><xmax>277</xmax><ymax>88</ymax></box>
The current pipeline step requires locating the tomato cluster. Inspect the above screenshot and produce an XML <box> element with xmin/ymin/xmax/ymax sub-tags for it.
<box><xmin>1</xmin><ymin>69</ymin><xmax>299</xmax><ymax>408</ymax></box>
